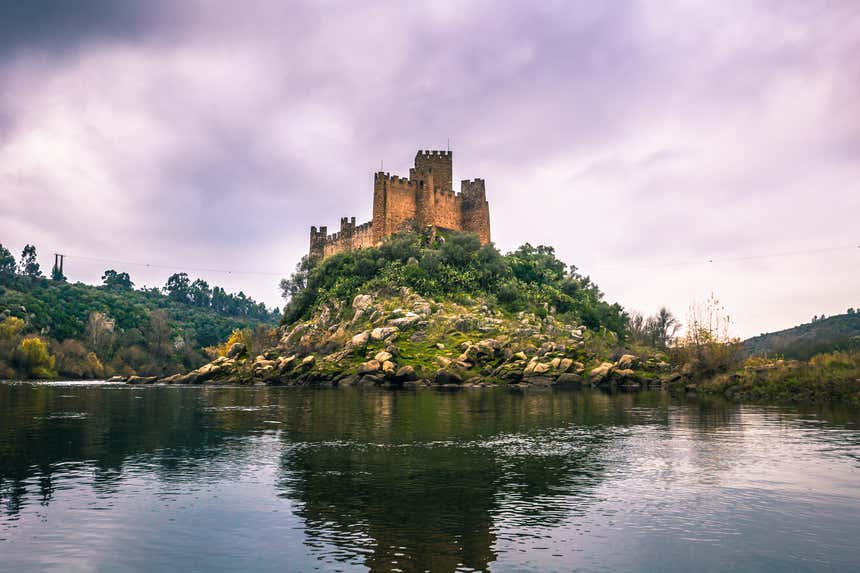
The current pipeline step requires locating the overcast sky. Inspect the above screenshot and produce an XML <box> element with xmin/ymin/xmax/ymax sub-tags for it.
<box><xmin>0</xmin><ymin>0</ymin><xmax>858</xmax><ymax>338</ymax></box>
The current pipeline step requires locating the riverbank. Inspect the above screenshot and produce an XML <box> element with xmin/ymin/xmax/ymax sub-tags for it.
<box><xmin>691</xmin><ymin>352</ymin><xmax>860</xmax><ymax>405</ymax></box>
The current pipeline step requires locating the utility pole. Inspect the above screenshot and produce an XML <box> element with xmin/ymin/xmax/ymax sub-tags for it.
<box><xmin>52</xmin><ymin>253</ymin><xmax>65</xmax><ymax>280</ymax></box>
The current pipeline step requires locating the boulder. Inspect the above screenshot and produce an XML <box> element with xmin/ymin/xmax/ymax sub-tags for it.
<box><xmin>351</xmin><ymin>330</ymin><xmax>371</xmax><ymax>348</ymax></box>
<box><xmin>358</xmin><ymin>359</ymin><xmax>381</xmax><ymax>374</ymax></box>
<box><xmin>375</xmin><ymin>350</ymin><xmax>393</xmax><ymax>363</ymax></box>
<box><xmin>127</xmin><ymin>375</ymin><xmax>157</xmax><ymax>385</ymax></box>
<box><xmin>559</xmin><ymin>358</ymin><xmax>573</xmax><ymax>373</ymax></box>
<box><xmin>370</xmin><ymin>326</ymin><xmax>399</xmax><ymax>341</ymax></box>
<box><xmin>225</xmin><ymin>342</ymin><xmax>246</xmax><ymax>360</ymax></box>
<box><xmin>589</xmin><ymin>362</ymin><xmax>615</xmax><ymax>382</ymax></box>
<box><xmin>494</xmin><ymin>364</ymin><xmax>524</xmax><ymax>383</ymax></box>
<box><xmin>554</xmin><ymin>373</ymin><xmax>583</xmax><ymax>388</ymax></box>
<box><xmin>532</xmin><ymin>362</ymin><xmax>551</xmax><ymax>375</ymax></box>
<box><xmin>358</xmin><ymin>373</ymin><xmax>385</xmax><ymax>386</ymax></box>
<box><xmin>382</xmin><ymin>360</ymin><xmax>396</xmax><ymax>376</ymax></box>
<box><xmin>394</xmin><ymin>365</ymin><xmax>418</xmax><ymax>382</ymax></box>
<box><xmin>474</xmin><ymin>339</ymin><xmax>502</xmax><ymax>357</ymax></box>
<box><xmin>389</xmin><ymin>314</ymin><xmax>421</xmax><ymax>328</ymax></box>
<box><xmin>297</xmin><ymin>355</ymin><xmax>316</xmax><ymax>371</ymax></box>
<box><xmin>434</xmin><ymin>369</ymin><xmax>463</xmax><ymax>385</ymax></box>
<box><xmin>352</xmin><ymin>294</ymin><xmax>374</xmax><ymax>311</ymax></box>
<box><xmin>107</xmin><ymin>375</ymin><xmax>125</xmax><ymax>383</ymax></box>
<box><xmin>614</xmin><ymin>368</ymin><xmax>636</xmax><ymax>379</ymax></box>
<box><xmin>616</xmin><ymin>354</ymin><xmax>637</xmax><ymax>370</ymax></box>
<box><xmin>278</xmin><ymin>355</ymin><xmax>298</xmax><ymax>373</ymax></box>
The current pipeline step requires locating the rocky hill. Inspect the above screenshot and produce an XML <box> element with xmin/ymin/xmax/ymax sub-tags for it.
<box><xmin>148</xmin><ymin>291</ymin><xmax>669</xmax><ymax>388</ymax></box>
<box><xmin>744</xmin><ymin>312</ymin><xmax>860</xmax><ymax>360</ymax></box>
<box><xmin>126</xmin><ymin>231</ymin><xmax>674</xmax><ymax>388</ymax></box>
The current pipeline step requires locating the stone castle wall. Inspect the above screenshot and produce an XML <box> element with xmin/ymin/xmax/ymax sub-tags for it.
<box><xmin>310</xmin><ymin>150</ymin><xmax>490</xmax><ymax>261</ymax></box>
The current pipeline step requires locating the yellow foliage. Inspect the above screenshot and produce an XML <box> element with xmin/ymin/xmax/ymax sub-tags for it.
<box><xmin>809</xmin><ymin>351</ymin><xmax>856</xmax><ymax>370</ymax></box>
<box><xmin>0</xmin><ymin>316</ymin><xmax>25</xmax><ymax>340</ymax></box>
<box><xmin>17</xmin><ymin>336</ymin><xmax>57</xmax><ymax>379</ymax></box>
<box><xmin>86</xmin><ymin>351</ymin><xmax>105</xmax><ymax>377</ymax></box>
<box><xmin>207</xmin><ymin>328</ymin><xmax>253</xmax><ymax>358</ymax></box>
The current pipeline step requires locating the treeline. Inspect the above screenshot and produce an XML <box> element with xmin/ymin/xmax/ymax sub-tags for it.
<box><xmin>0</xmin><ymin>242</ymin><xmax>280</xmax><ymax>379</ymax></box>
<box><xmin>280</xmin><ymin>231</ymin><xmax>627</xmax><ymax>334</ymax></box>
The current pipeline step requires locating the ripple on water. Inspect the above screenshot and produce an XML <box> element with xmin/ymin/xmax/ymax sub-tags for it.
<box><xmin>1</xmin><ymin>386</ymin><xmax>860</xmax><ymax>573</ymax></box>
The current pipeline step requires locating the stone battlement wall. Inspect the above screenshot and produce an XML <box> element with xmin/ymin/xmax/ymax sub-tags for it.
<box><xmin>310</xmin><ymin>149</ymin><xmax>490</xmax><ymax>261</ymax></box>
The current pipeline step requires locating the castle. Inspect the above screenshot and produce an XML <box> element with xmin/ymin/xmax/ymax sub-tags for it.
<box><xmin>309</xmin><ymin>149</ymin><xmax>491</xmax><ymax>261</ymax></box>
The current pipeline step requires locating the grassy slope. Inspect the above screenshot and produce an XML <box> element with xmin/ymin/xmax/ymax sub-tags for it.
<box><xmin>743</xmin><ymin>313</ymin><xmax>860</xmax><ymax>360</ymax></box>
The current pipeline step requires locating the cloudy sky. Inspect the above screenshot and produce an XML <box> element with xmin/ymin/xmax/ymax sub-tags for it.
<box><xmin>0</xmin><ymin>0</ymin><xmax>858</xmax><ymax>338</ymax></box>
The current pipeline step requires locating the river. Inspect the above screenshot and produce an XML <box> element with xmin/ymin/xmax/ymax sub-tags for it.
<box><xmin>1</xmin><ymin>381</ymin><xmax>859</xmax><ymax>572</ymax></box>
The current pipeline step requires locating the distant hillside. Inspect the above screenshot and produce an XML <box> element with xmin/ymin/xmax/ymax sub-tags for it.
<box><xmin>744</xmin><ymin>312</ymin><xmax>860</xmax><ymax>359</ymax></box>
<box><xmin>0</xmin><ymin>272</ymin><xmax>280</xmax><ymax>379</ymax></box>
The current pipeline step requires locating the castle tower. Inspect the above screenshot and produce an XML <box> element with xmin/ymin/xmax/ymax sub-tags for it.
<box><xmin>309</xmin><ymin>225</ymin><xmax>328</xmax><ymax>261</ymax></box>
<box><xmin>410</xmin><ymin>150</ymin><xmax>451</xmax><ymax>234</ymax></box>
<box><xmin>460</xmin><ymin>179</ymin><xmax>491</xmax><ymax>244</ymax></box>
<box><xmin>411</xmin><ymin>150</ymin><xmax>452</xmax><ymax>192</ymax></box>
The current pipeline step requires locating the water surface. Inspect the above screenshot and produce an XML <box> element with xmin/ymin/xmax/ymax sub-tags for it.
<box><xmin>1</xmin><ymin>382</ymin><xmax>859</xmax><ymax>572</ymax></box>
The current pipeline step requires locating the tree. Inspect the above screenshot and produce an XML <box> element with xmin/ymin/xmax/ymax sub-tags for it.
<box><xmin>189</xmin><ymin>279</ymin><xmax>212</xmax><ymax>307</ymax></box>
<box><xmin>280</xmin><ymin>258</ymin><xmax>311</xmax><ymax>303</ymax></box>
<box><xmin>14</xmin><ymin>337</ymin><xmax>56</xmax><ymax>379</ymax></box>
<box><xmin>145</xmin><ymin>309</ymin><xmax>172</xmax><ymax>360</ymax></box>
<box><xmin>848</xmin><ymin>308</ymin><xmax>856</xmax><ymax>315</ymax></box>
<box><xmin>0</xmin><ymin>316</ymin><xmax>25</xmax><ymax>339</ymax></box>
<box><xmin>51</xmin><ymin>264</ymin><xmax>66</xmax><ymax>281</ymax></box>
<box><xmin>18</xmin><ymin>244</ymin><xmax>42</xmax><ymax>278</ymax></box>
<box><xmin>650</xmin><ymin>307</ymin><xmax>680</xmax><ymax>348</ymax></box>
<box><xmin>211</xmin><ymin>286</ymin><xmax>229</xmax><ymax>313</ymax></box>
<box><xmin>0</xmin><ymin>244</ymin><xmax>16</xmax><ymax>277</ymax></box>
<box><xmin>164</xmin><ymin>272</ymin><xmax>191</xmax><ymax>302</ymax></box>
<box><xmin>102</xmin><ymin>269</ymin><xmax>134</xmax><ymax>289</ymax></box>
<box><xmin>85</xmin><ymin>311</ymin><xmax>115</xmax><ymax>357</ymax></box>
<box><xmin>627</xmin><ymin>312</ymin><xmax>648</xmax><ymax>342</ymax></box>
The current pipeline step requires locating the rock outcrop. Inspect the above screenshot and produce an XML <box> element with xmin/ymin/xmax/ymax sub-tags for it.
<box><xmin>137</xmin><ymin>287</ymin><xmax>669</xmax><ymax>389</ymax></box>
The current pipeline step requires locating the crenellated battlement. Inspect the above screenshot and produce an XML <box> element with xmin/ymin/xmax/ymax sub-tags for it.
<box><xmin>309</xmin><ymin>148</ymin><xmax>490</xmax><ymax>261</ymax></box>
<box><xmin>416</xmin><ymin>149</ymin><xmax>452</xmax><ymax>158</ymax></box>
<box><xmin>375</xmin><ymin>172</ymin><xmax>417</xmax><ymax>187</ymax></box>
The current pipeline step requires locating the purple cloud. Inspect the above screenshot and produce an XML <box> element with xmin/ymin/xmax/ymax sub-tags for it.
<box><xmin>1</xmin><ymin>0</ymin><xmax>858</xmax><ymax>336</ymax></box>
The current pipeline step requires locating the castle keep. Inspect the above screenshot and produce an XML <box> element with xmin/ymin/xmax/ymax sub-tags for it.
<box><xmin>309</xmin><ymin>149</ymin><xmax>491</xmax><ymax>260</ymax></box>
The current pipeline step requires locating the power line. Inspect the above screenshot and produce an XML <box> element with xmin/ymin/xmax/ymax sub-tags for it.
<box><xmin>52</xmin><ymin>242</ymin><xmax>860</xmax><ymax>278</ymax></box>
<box><xmin>590</xmin><ymin>244</ymin><xmax>859</xmax><ymax>271</ymax></box>
<box><xmin>60</xmin><ymin>253</ymin><xmax>288</xmax><ymax>276</ymax></box>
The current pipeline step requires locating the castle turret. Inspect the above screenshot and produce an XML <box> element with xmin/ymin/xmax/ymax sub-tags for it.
<box><xmin>309</xmin><ymin>225</ymin><xmax>328</xmax><ymax>261</ymax></box>
<box><xmin>460</xmin><ymin>179</ymin><xmax>491</xmax><ymax>244</ymax></box>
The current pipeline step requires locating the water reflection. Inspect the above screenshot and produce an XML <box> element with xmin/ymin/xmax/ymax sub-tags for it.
<box><xmin>1</xmin><ymin>383</ymin><xmax>859</xmax><ymax>572</ymax></box>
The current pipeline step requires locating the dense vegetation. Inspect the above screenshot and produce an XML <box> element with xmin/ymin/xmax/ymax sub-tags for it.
<box><xmin>744</xmin><ymin>311</ymin><xmax>860</xmax><ymax>360</ymax></box>
<box><xmin>281</xmin><ymin>231</ymin><xmax>627</xmax><ymax>334</ymax></box>
<box><xmin>0</xmin><ymin>243</ymin><xmax>279</xmax><ymax>379</ymax></box>
<box><xmin>698</xmin><ymin>351</ymin><xmax>860</xmax><ymax>404</ymax></box>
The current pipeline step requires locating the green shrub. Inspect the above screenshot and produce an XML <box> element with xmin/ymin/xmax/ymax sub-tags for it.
<box><xmin>281</xmin><ymin>231</ymin><xmax>628</xmax><ymax>336</ymax></box>
<box><xmin>14</xmin><ymin>337</ymin><xmax>57</xmax><ymax>379</ymax></box>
